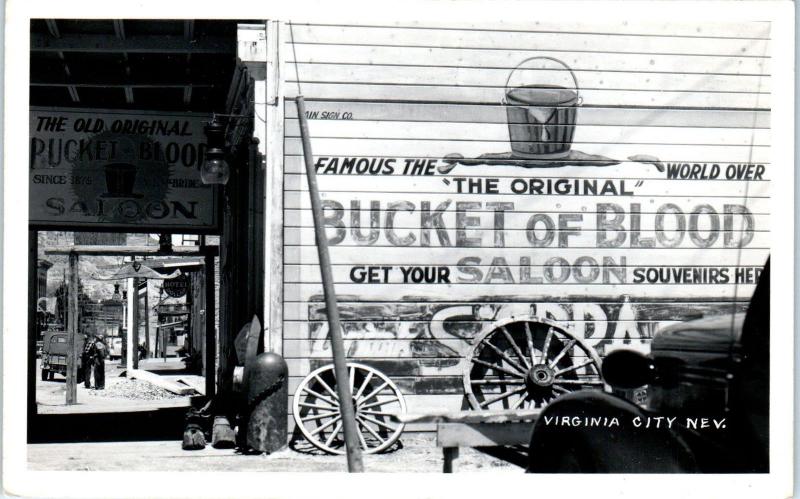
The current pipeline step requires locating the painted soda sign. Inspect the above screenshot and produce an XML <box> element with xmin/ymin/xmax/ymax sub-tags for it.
<box><xmin>29</xmin><ymin>108</ymin><xmax>219</xmax><ymax>231</ymax></box>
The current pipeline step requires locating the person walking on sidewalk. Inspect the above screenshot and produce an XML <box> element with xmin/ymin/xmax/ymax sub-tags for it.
<box><xmin>81</xmin><ymin>334</ymin><xmax>94</xmax><ymax>389</ymax></box>
<box><xmin>92</xmin><ymin>334</ymin><xmax>108</xmax><ymax>390</ymax></box>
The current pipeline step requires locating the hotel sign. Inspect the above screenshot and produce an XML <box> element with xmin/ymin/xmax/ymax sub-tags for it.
<box><xmin>29</xmin><ymin>107</ymin><xmax>220</xmax><ymax>232</ymax></box>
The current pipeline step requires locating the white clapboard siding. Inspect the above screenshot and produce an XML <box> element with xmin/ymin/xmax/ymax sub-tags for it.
<box><xmin>285</xmin><ymin>157</ymin><xmax>772</xmax><ymax>181</ymax></box>
<box><xmin>285</xmin><ymin>101</ymin><xmax>771</xmax><ymax>129</ymax></box>
<box><xmin>286</xmin><ymin>84</ymin><xmax>770</xmax><ymax>109</ymax></box>
<box><xmin>283</xmin><ymin>299</ymin><xmax>750</xmax><ymax>321</ymax></box>
<box><xmin>283</xmin><ymin>228</ymin><xmax>770</xmax><ymax>251</ymax></box>
<box><xmin>284</xmin><ymin>121</ymin><xmax>770</xmax><ymax>146</ymax></box>
<box><xmin>281</xmin><ymin>246</ymin><xmax>771</xmax><ymax>267</ymax></box>
<box><xmin>283</xmin><ymin>283</ymin><xmax>759</xmax><ymax>302</ymax></box>
<box><xmin>286</xmin><ymin>22</ymin><xmax>770</xmax><ymax>54</ymax></box>
<box><xmin>284</xmin><ymin>173</ymin><xmax>771</xmax><ymax>196</ymax></box>
<box><xmin>284</xmin><ymin>192</ymin><xmax>770</xmax><ymax>215</ymax></box>
<box><xmin>283</xmin><ymin>320</ymin><xmax>682</xmax><ymax>340</ymax></box>
<box><xmin>284</xmin><ymin>138</ymin><xmax>770</xmax><ymax>163</ymax></box>
<box><xmin>279</xmin><ymin>21</ymin><xmax>771</xmax><ymax>413</ymax></box>
<box><xmin>283</xmin><ymin>209</ymin><xmax>771</xmax><ymax>231</ymax></box>
<box><xmin>285</xmin><ymin>63</ymin><xmax>771</xmax><ymax>95</ymax></box>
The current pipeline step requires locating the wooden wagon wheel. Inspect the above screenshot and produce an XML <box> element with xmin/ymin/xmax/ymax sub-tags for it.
<box><xmin>464</xmin><ymin>316</ymin><xmax>606</xmax><ymax>411</ymax></box>
<box><xmin>293</xmin><ymin>362</ymin><xmax>407</xmax><ymax>455</ymax></box>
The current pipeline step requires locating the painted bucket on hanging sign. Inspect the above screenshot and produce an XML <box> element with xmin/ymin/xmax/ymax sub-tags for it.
<box><xmin>504</xmin><ymin>56</ymin><xmax>582</xmax><ymax>159</ymax></box>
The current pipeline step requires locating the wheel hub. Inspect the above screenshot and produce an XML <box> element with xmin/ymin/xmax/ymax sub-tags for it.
<box><xmin>527</xmin><ymin>364</ymin><xmax>555</xmax><ymax>387</ymax></box>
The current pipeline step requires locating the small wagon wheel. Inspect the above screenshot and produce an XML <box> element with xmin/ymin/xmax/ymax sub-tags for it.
<box><xmin>464</xmin><ymin>316</ymin><xmax>606</xmax><ymax>411</ymax></box>
<box><xmin>293</xmin><ymin>362</ymin><xmax>407</xmax><ymax>455</ymax></box>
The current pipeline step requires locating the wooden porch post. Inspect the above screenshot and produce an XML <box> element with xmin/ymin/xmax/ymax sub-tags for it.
<box><xmin>65</xmin><ymin>251</ymin><xmax>79</xmax><ymax>405</ymax></box>
<box><xmin>204</xmin><ymin>252</ymin><xmax>216</xmax><ymax>398</ymax></box>
<box><xmin>126</xmin><ymin>275</ymin><xmax>135</xmax><ymax>373</ymax></box>
<box><xmin>28</xmin><ymin>231</ymin><xmax>38</xmax><ymax>417</ymax></box>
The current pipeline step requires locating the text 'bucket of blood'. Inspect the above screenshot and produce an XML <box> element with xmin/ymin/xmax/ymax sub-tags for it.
<box><xmin>504</xmin><ymin>56</ymin><xmax>582</xmax><ymax>159</ymax></box>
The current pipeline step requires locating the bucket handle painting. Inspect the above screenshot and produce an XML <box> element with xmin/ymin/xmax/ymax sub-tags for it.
<box><xmin>440</xmin><ymin>55</ymin><xmax>664</xmax><ymax>172</ymax></box>
<box><xmin>504</xmin><ymin>57</ymin><xmax>583</xmax><ymax>159</ymax></box>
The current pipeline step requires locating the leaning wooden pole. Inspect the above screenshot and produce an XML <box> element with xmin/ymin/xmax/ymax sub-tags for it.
<box><xmin>296</xmin><ymin>96</ymin><xmax>364</xmax><ymax>472</ymax></box>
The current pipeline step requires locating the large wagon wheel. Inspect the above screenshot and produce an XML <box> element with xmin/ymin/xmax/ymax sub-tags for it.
<box><xmin>464</xmin><ymin>316</ymin><xmax>605</xmax><ymax>411</ymax></box>
<box><xmin>293</xmin><ymin>362</ymin><xmax>407</xmax><ymax>455</ymax></box>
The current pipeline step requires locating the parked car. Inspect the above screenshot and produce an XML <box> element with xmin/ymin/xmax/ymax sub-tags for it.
<box><xmin>40</xmin><ymin>331</ymin><xmax>86</xmax><ymax>381</ymax></box>
<box><xmin>527</xmin><ymin>259</ymin><xmax>769</xmax><ymax>473</ymax></box>
<box><xmin>109</xmin><ymin>337</ymin><xmax>123</xmax><ymax>360</ymax></box>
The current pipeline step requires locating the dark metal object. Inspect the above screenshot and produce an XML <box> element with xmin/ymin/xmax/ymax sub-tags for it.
<box><xmin>245</xmin><ymin>352</ymin><xmax>288</xmax><ymax>453</ymax></box>
<box><xmin>296</xmin><ymin>96</ymin><xmax>364</xmax><ymax>472</ymax></box>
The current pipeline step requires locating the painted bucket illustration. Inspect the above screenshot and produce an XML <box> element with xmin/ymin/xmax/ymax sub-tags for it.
<box><xmin>504</xmin><ymin>56</ymin><xmax>582</xmax><ymax>158</ymax></box>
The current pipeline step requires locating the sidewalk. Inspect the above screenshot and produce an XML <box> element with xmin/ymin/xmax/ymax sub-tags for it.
<box><xmin>28</xmin><ymin>437</ymin><xmax>519</xmax><ymax>473</ymax></box>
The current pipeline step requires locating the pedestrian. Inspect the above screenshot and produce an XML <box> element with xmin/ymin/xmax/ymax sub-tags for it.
<box><xmin>81</xmin><ymin>334</ymin><xmax>94</xmax><ymax>389</ymax></box>
<box><xmin>92</xmin><ymin>334</ymin><xmax>108</xmax><ymax>390</ymax></box>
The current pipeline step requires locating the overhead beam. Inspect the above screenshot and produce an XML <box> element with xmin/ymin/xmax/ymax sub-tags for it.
<box><xmin>113</xmin><ymin>19</ymin><xmax>126</xmax><ymax>40</ymax></box>
<box><xmin>32</xmin><ymin>80</ymin><xmax>215</xmax><ymax>89</ymax></box>
<box><xmin>67</xmin><ymin>86</ymin><xmax>80</xmax><ymax>102</ymax></box>
<box><xmin>184</xmin><ymin>20</ymin><xmax>194</xmax><ymax>40</ymax></box>
<box><xmin>45</xmin><ymin>19</ymin><xmax>61</xmax><ymax>38</ymax></box>
<box><xmin>32</xmin><ymin>33</ymin><xmax>234</xmax><ymax>54</ymax></box>
<box><xmin>45</xmin><ymin>245</ymin><xmax>219</xmax><ymax>257</ymax></box>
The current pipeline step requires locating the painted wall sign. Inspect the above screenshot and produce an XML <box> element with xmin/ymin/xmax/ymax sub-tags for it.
<box><xmin>29</xmin><ymin>108</ymin><xmax>219</xmax><ymax>232</ymax></box>
<box><xmin>277</xmin><ymin>21</ymin><xmax>771</xmax><ymax>416</ymax></box>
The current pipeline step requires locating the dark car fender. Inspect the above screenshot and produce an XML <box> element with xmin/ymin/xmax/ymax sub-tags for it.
<box><xmin>527</xmin><ymin>391</ymin><xmax>697</xmax><ymax>473</ymax></box>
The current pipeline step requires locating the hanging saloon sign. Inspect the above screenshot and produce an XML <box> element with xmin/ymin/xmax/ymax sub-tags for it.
<box><xmin>29</xmin><ymin>108</ymin><xmax>220</xmax><ymax>232</ymax></box>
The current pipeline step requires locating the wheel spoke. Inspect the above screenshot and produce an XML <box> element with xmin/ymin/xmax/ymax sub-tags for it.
<box><xmin>310</xmin><ymin>415</ymin><xmax>342</xmax><ymax>436</ymax></box>
<box><xmin>360</xmin><ymin>396</ymin><xmax>399</xmax><ymax>410</ymax></box>
<box><xmin>301</xmin><ymin>410</ymin><xmax>340</xmax><ymax>422</ymax></box>
<box><xmin>302</xmin><ymin>386</ymin><xmax>339</xmax><ymax>407</ymax></box>
<box><xmin>298</xmin><ymin>401</ymin><xmax>338</xmax><ymax>411</ymax></box>
<box><xmin>552</xmin><ymin>385</ymin><xmax>571</xmax><ymax>394</ymax></box>
<box><xmin>500</xmin><ymin>325</ymin><xmax>530</xmax><ymax>369</ymax></box>
<box><xmin>511</xmin><ymin>394</ymin><xmax>528</xmax><ymax>410</ymax></box>
<box><xmin>541</xmin><ymin>327</ymin><xmax>555</xmax><ymax>361</ymax></box>
<box><xmin>554</xmin><ymin>359</ymin><xmax>596</xmax><ymax>377</ymax></box>
<box><xmin>358</xmin><ymin>380</ymin><xmax>390</xmax><ymax>405</ymax></box>
<box><xmin>356</xmin><ymin>423</ymin><xmax>369</xmax><ymax>449</ymax></box>
<box><xmin>359</xmin><ymin>414</ymin><xmax>398</xmax><ymax>432</ymax></box>
<box><xmin>548</xmin><ymin>339</ymin><xmax>576</xmax><ymax>368</ymax></box>
<box><xmin>354</xmin><ymin>371</ymin><xmax>374</xmax><ymax>400</ymax></box>
<box><xmin>471</xmin><ymin>357</ymin><xmax>525</xmax><ymax>378</ymax></box>
<box><xmin>349</xmin><ymin>366</ymin><xmax>356</xmax><ymax>395</ymax></box>
<box><xmin>553</xmin><ymin>379</ymin><xmax>604</xmax><ymax>386</ymax></box>
<box><xmin>314</xmin><ymin>374</ymin><xmax>340</xmax><ymax>401</ymax></box>
<box><xmin>480</xmin><ymin>338</ymin><xmax>527</xmax><ymax>374</ymax></box>
<box><xmin>357</xmin><ymin>416</ymin><xmax>387</xmax><ymax>445</ymax></box>
<box><xmin>324</xmin><ymin>421</ymin><xmax>343</xmax><ymax>447</ymax></box>
<box><xmin>470</xmin><ymin>379</ymin><xmax>525</xmax><ymax>385</ymax></box>
<box><xmin>479</xmin><ymin>386</ymin><xmax>527</xmax><ymax>408</ymax></box>
<box><xmin>524</xmin><ymin>322</ymin><xmax>536</xmax><ymax>366</ymax></box>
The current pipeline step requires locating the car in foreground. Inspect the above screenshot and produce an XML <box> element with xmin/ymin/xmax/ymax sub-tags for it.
<box><xmin>527</xmin><ymin>259</ymin><xmax>769</xmax><ymax>473</ymax></box>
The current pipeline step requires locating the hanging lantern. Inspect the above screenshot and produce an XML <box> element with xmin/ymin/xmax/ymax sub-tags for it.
<box><xmin>201</xmin><ymin>117</ymin><xmax>230</xmax><ymax>185</ymax></box>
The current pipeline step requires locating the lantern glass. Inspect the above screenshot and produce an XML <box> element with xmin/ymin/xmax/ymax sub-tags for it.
<box><xmin>200</xmin><ymin>155</ymin><xmax>230</xmax><ymax>185</ymax></box>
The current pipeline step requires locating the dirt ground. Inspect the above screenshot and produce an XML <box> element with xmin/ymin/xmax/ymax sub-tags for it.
<box><xmin>28</xmin><ymin>436</ymin><xmax>520</xmax><ymax>473</ymax></box>
<box><xmin>36</xmin><ymin>359</ymin><xmax>195</xmax><ymax>414</ymax></box>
